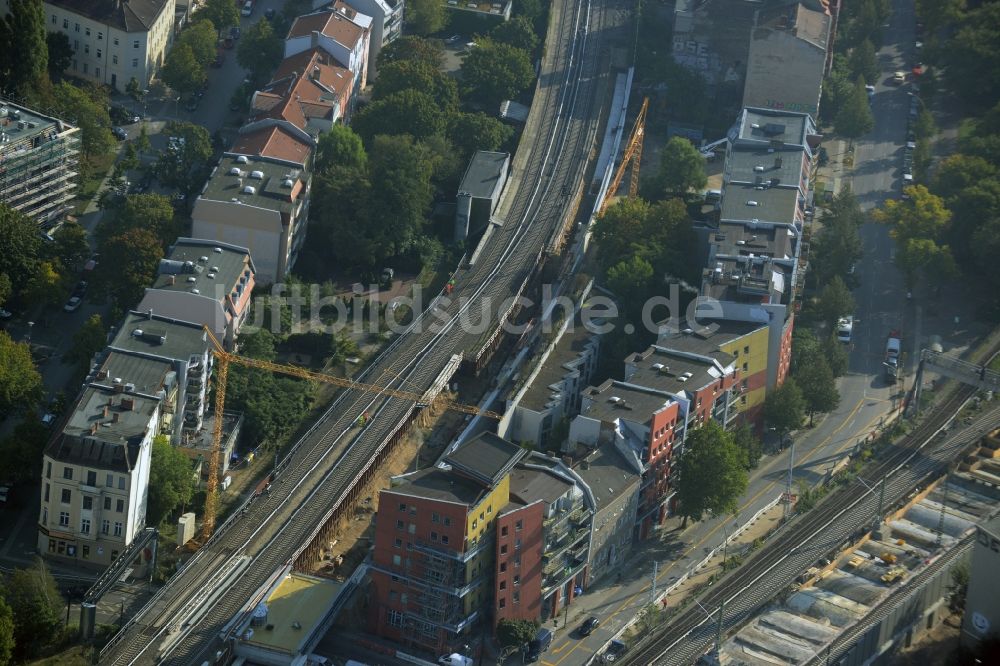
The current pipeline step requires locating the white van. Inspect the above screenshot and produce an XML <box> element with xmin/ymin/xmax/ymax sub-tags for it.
<box><xmin>836</xmin><ymin>315</ymin><xmax>853</xmax><ymax>344</ymax></box>
<box><xmin>241</xmin><ymin>0</ymin><xmax>253</xmax><ymax>16</ymax></box>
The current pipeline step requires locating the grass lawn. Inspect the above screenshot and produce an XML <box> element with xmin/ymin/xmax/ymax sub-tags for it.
<box><xmin>74</xmin><ymin>152</ymin><xmax>117</xmax><ymax>214</ymax></box>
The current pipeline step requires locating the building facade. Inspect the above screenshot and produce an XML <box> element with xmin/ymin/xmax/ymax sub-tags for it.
<box><xmin>285</xmin><ymin>7</ymin><xmax>370</xmax><ymax>97</ymax></box>
<box><xmin>0</xmin><ymin>100</ymin><xmax>80</xmax><ymax>226</ymax></box>
<box><xmin>41</xmin><ymin>0</ymin><xmax>176</xmax><ymax>92</ymax></box>
<box><xmin>340</xmin><ymin>0</ymin><xmax>402</xmax><ymax>74</ymax></box>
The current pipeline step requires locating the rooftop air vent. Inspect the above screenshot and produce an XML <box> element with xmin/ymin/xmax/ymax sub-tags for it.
<box><xmin>186</xmin><ymin>276</ymin><xmax>197</xmax><ymax>283</ymax></box>
<box><xmin>677</xmin><ymin>376</ymin><xmax>688</xmax><ymax>382</ymax></box>
<box><xmin>214</xmin><ymin>247</ymin><xmax>223</xmax><ymax>253</ymax></box>
<box><xmin>608</xmin><ymin>396</ymin><xmax>622</xmax><ymax>404</ymax></box>
<box><xmin>236</xmin><ymin>155</ymin><xmax>249</xmax><ymax>164</ymax></box>
<box><xmin>651</xmin><ymin>363</ymin><xmax>665</xmax><ymax>371</ymax></box>
<box><xmin>199</xmin><ymin>256</ymin><xmax>209</xmax><ymax>262</ymax></box>
<box><xmin>210</xmin><ymin>266</ymin><xmax>219</xmax><ymax>272</ymax></box>
<box><xmin>736</xmin><ymin>240</ymin><xmax>746</xmax><ymax>245</ymax></box>
<box><xmin>751</xmin><ymin>123</ymin><xmax>760</xmax><ymax>129</ymax></box>
<box><xmin>282</xmin><ymin>179</ymin><xmax>294</xmax><ymax>188</ymax></box>
<box><xmin>250</xmin><ymin>170</ymin><xmax>264</xmax><ymax>179</ymax></box>
<box><xmin>243</xmin><ymin>186</ymin><xmax>256</xmax><ymax>195</ymax></box>
<box><xmin>753</xmin><ymin>165</ymin><xmax>764</xmax><ymax>172</ymax></box>
<box><xmin>229</xmin><ymin>167</ymin><xmax>243</xmax><ymax>176</ymax></box>
<box><xmin>191</xmin><ymin>288</ymin><xmax>200</xmax><ymax>294</ymax></box>
<box><xmin>746</xmin><ymin>200</ymin><xmax>759</xmax><ymax>206</ymax></box>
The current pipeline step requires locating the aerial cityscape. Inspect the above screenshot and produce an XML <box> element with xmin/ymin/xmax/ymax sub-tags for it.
<box><xmin>1</xmin><ymin>0</ymin><xmax>999</xmax><ymax>665</ymax></box>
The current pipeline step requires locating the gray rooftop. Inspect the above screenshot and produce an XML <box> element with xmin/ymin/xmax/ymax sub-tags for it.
<box><xmin>458</xmin><ymin>151</ymin><xmax>509</xmax><ymax>200</ymax></box>
<box><xmin>720</xmin><ymin>181</ymin><xmax>801</xmax><ymax>225</ymax></box>
<box><xmin>658</xmin><ymin>320</ymin><xmax>766</xmax><ymax>355</ymax></box>
<box><xmin>153</xmin><ymin>238</ymin><xmax>254</xmax><ymax>295</ymax></box>
<box><xmin>625</xmin><ymin>346</ymin><xmax>734</xmax><ymax>396</ymax></box>
<box><xmin>980</xmin><ymin>513</ymin><xmax>1000</xmax><ymax>542</ymax></box>
<box><xmin>736</xmin><ymin>108</ymin><xmax>815</xmax><ymax>148</ymax></box>
<box><xmin>201</xmin><ymin>154</ymin><xmax>307</xmax><ymax>215</ymax></box>
<box><xmin>109</xmin><ymin>311</ymin><xmax>210</xmax><ymax>363</ymax></box>
<box><xmin>444</xmin><ymin>432</ymin><xmax>526</xmax><ymax>486</ymax></box>
<box><xmin>574</xmin><ymin>444</ymin><xmax>640</xmax><ymax>512</ymax></box>
<box><xmin>92</xmin><ymin>351</ymin><xmax>177</xmax><ymax>397</ymax></box>
<box><xmin>709</xmin><ymin>219</ymin><xmax>798</xmax><ymax>260</ymax></box>
<box><xmin>581</xmin><ymin>380</ymin><xmax>674</xmax><ymax>425</ymax></box>
<box><xmin>701</xmin><ymin>255</ymin><xmax>790</xmax><ymax>304</ymax></box>
<box><xmin>46</xmin><ymin>386</ymin><xmax>160</xmax><ymax>472</ymax></box>
<box><xmin>521</xmin><ymin>322</ymin><xmax>600</xmax><ymax>411</ymax></box>
<box><xmin>49</xmin><ymin>0</ymin><xmax>172</xmax><ymax>31</ymax></box>
<box><xmin>0</xmin><ymin>100</ymin><xmax>76</xmax><ymax>155</ymax></box>
<box><xmin>508</xmin><ymin>467</ymin><xmax>572</xmax><ymax>507</ymax></box>
<box><xmin>387</xmin><ymin>467</ymin><xmax>489</xmax><ymax>506</ymax></box>
<box><xmin>725</xmin><ymin>148</ymin><xmax>805</xmax><ymax>189</ymax></box>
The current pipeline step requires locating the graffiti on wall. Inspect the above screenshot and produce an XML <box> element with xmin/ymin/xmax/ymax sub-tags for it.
<box><xmin>762</xmin><ymin>98</ymin><xmax>818</xmax><ymax>115</ymax></box>
<box><xmin>672</xmin><ymin>37</ymin><xmax>722</xmax><ymax>80</ymax></box>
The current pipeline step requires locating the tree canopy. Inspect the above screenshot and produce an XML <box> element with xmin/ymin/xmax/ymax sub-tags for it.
<box><xmin>764</xmin><ymin>379</ymin><xmax>805</xmax><ymax>439</ymax></box>
<box><xmin>496</xmin><ymin>618</ymin><xmax>539</xmax><ymax>649</ymax></box>
<box><xmin>809</xmin><ymin>189</ymin><xmax>864</xmax><ymax>288</ymax></box>
<box><xmin>200</xmin><ymin>0</ymin><xmax>240</xmax><ymax>33</ymax></box>
<box><xmin>66</xmin><ymin>314</ymin><xmax>107</xmax><ymax>375</ymax></box>
<box><xmin>147</xmin><ymin>435</ymin><xmax>196</xmax><ymax>526</ymax></box>
<box><xmin>238</xmin><ymin>18</ymin><xmax>284</xmax><ymax>85</ymax></box>
<box><xmin>156</xmin><ymin>121</ymin><xmax>214</xmax><ymax>196</ymax></box>
<box><xmin>403</xmin><ymin>0</ymin><xmax>446</xmax><ymax>35</ymax></box>
<box><xmin>674</xmin><ymin>421</ymin><xmax>749</xmax><ymax>527</ymax></box>
<box><xmin>461</xmin><ymin>39</ymin><xmax>536</xmax><ymax>108</ymax></box>
<box><xmin>0</xmin><ymin>0</ymin><xmax>48</xmax><ymax>94</ymax></box>
<box><xmin>352</xmin><ymin>89</ymin><xmax>447</xmax><ymax>145</ymax></box>
<box><xmin>317</xmin><ymin>124</ymin><xmax>368</xmax><ymax>171</ymax></box>
<box><xmin>0</xmin><ymin>204</ymin><xmax>42</xmax><ymax>298</ymax></box>
<box><xmin>942</xmin><ymin>2</ymin><xmax>1000</xmax><ymax>110</ymax></box>
<box><xmin>0</xmin><ymin>331</ymin><xmax>43</xmax><ymax>420</ymax></box>
<box><xmin>794</xmin><ymin>354</ymin><xmax>840</xmax><ymax>425</ymax></box>
<box><xmin>874</xmin><ymin>185</ymin><xmax>954</xmax><ymax>289</ymax></box>
<box><xmin>447</xmin><ymin>112</ymin><xmax>514</xmax><ymax>160</ymax></box>
<box><xmin>372</xmin><ymin>60</ymin><xmax>459</xmax><ymax>113</ymax></box>
<box><xmin>1</xmin><ymin>558</ymin><xmax>63</xmax><ymax>661</ymax></box>
<box><xmin>657</xmin><ymin>137</ymin><xmax>707</xmax><ymax>197</ymax></box>
<box><xmin>377</xmin><ymin>35</ymin><xmax>444</xmax><ymax>70</ymax></box>
<box><xmin>816</xmin><ymin>276</ymin><xmax>855</xmax><ymax>332</ymax></box>
<box><xmin>93</xmin><ymin>228</ymin><xmax>163</xmax><ymax>311</ymax></box>
<box><xmin>835</xmin><ymin>76</ymin><xmax>875</xmax><ymax>138</ymax></box>
<box><xmin>45</xmin><ymin>30</ymin><xmax>72</xmax><ymax>81</ymax></box>
<box><xmin>847</xmin><ymin>39</ymin><xmax>878</xmax><ymax>84</ymax></box>
<box><xmin>0</xmin><ymin>596</ymin><xmax>12</xmax><ymax>665</ymax></box>
<box><xmin>488</xmin><ymin>16</ymin><xmax>540</xmax><ymax>53</ymax></box>
<box><xmin>161</xmin><ymin>42</ymin><xmax>206</xmax><ymax>96</ymax></box>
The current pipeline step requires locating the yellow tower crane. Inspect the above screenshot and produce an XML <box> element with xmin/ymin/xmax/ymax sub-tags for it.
<box><xmin>597</xmin><ymin>97</ymin><xmax>650</xmax><ymax>217</ymax></box>
<box><xmin>198</xmin><ymin>326</ymin><xmax>501</xmax><ymax>541</ymax></box>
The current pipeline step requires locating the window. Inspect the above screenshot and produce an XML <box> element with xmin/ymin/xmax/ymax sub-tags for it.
<box><xmin>113</xmin><ymin>55</ymin><xmax>117</xmax><ymax>65</ymax></box>
<box><xmin>116</xmin><ymin>499</ymin><xmax>124</xmax><ymax>513</ymax></box>
<box><xmin>408</xmin><ymin>523</ymin><xmax>416</xmax><ymax>534</ymax></box>
<box><xmin>96</xmin><ymin>49</ymin><xmax>101</xmax><ymax>58</ymax></box>
<box><xmin>63</xmin><ymin>467</ymin><xmax>73</xmax><ymax>480</ymax></box>
<box><xmin>515</xmin><ymin>538</ymin><xmax>522</xmax><ymax>551</ymax></box>
<box><xmin>479</xmin><ymin>512</ymin><xmax>484</xmax><ymax>521</ymax></box>
<box><xmin>106</xmin><ymin>474</ymin><xmax>113</xmax><ymax>487</ymax></box>
<box><xmin>104</xmin><ymin>497</ymin><xmax>111</xmax><ymax>510</ymax></box>
<box><xmin>113</xmin><ymin>522</ymin><xmax>123</xmax><ymax>537</ymax></box>
<box><xmin>394</xmin><ymin>538</ymin><xmax>402</xmax><ymax>548</ymax></box>
<box><xmin>443</xmin><ymin>516</ymin><xmax>451</xmax><ymax>526</ymax></box>
<box><xmin>498</xmin><ymin>598</ymin><xmax>506</xmax><ymax>609</ymax></box>
<box><xmin>742</xmin><ymin>362</ymin><xmax>748</xmax><ymax>372</ymax></box>
<box><xmin>118</xmin><ymin>477</ymin><xmax>126</xmax><ymax>490</ymax></box>
<box><xmin>42</xmin><ymin>508</ymin><xmax>47</xmax><ymax>525</ymax></box>
<box><xmin>501</xmin><ymin>526</ymin><xmax>508</xmax><ymax>537</ymax></box>
<box><xmin>513</xmin><ymin>591</ymin><xmax>520</xmax><ymax>604</ymax></box>
<box><xmin>83</xmin><ymin>63</ymin><xmax>88</xmax><ymax>73</ymax></box>
<box><xmin>441</xmin><ymin>535</ymin><xmax>449</xmax><ymax>544</ymax></box>
<box><xmin>44</xmin><ymin>484</ymin><xmax>49</xmax><ymax>502</ymax></box>
<box><xmin>82</xmin><ymin>545</ymin><xmax>90</xmax><ymax>559</ymax></box>
<box><xmin>63</xmin><ymin>18</ymin><xmax>68</xmax><ymax>28</ymax></box>
<box><xmin>61</xmin><ymin>489</ymin><xmax>71</xmax><ymax>503</ymax></box>
<box><xmin>113</xmin><ymin>37</ymin><xmax>119</xmax><ymax>46</ymax></box>
<box><xmin>398</xmin><ymin>503</ymin><xmax>406</xmax><ymax>511</ymax></box>
<box><xmin>46</xmin><ymin>462</ymin><xmax>51</xmax><ymax>479</ymax></box>
<box><xmin>392</xmin><ymin>554</ymin><xmax>401</xmax><ymax>566</ymax></box>
<box><xmin>409</xmin><ymin>505</ymin><xmax>416</xmax><ymax>515</ymax></box>
<box><xmin>132</xmin><ymin>40</ymin><xmax>139</xmax><ymax>48</ymax></box>
<box><xmin>389</xmin><ymin>590</ymin><xmax>397</xmax><ymax>601</ymax></box>
<box><xmin>499</xmin><ymin>580</ymin><xmax>506</xmax><ymax>590</ymax></box>
<box><xmin>472</xmin><ymin>519</ymin><xmax>478</xmax><ymax>530</ymax></box>
<box><xmin>83</xmin><ymin>496</ymin><xmax>93</xmax><ymax>510</ymax></box>
<box><xmin>430</xmin><ymin>531</ymin><xmax>438</xmax><ymax>541</ymax></box>
<box><xmin>85</xmin><ymin>27</ymin><xmax>90</xmax><ymax>36</ymax></box>
<box><xmin>48</xmin><ymin>539</ymin><xmax>56</xmax><ymax>553</ymax></box>
<box><xmin>513</xmin><ymin>574</ymin><xmax>520</xmax><ymax>585</ymax></box>
<box><xmin>388</xmin><ymin>610</ymin><xmax>403</xmax><ymax>627</ymax></box>
<box><xmin>86</xmin><ymin>470</ymin><xmax>97</xmax><ymax>486</ymax></box>
<box><xmin>74</xmin><ymin>23</ymin><xmax>79</xmax><ymax>32</ymax></box>
<box><xmin>81</xmin><ymin>518</ymin><xmax>91</xmax><ymax>534</ymax></box>
<box><xmin>500</xmin><ymin>544</ymin><xmax>508</xmax><ymax>555</ymax></box>
<box><xmin>101</xmin><ymin>520</ymin><xmax>110</xmax><ymax>535</ymax></box>
<box><xmin>396</xmin><ymin>520</ymin><xmax>404</xmax><ymax>530</ymax></box>
<box><xmin>432</xmin><ymin>512</ymin><xmax>439</xmax><ymax>523</ymax></box>
<box><xmin>744</xmin><ymin>345</ymin><xmax>750</xmax><ymax>354</ymax></box>
<box><xmin>400</xmin><ymin>593</ymin><xmax>408</xmax><ymax>605</ymax></box>
<box><xmin>499</xmin><ymin>562</ymin><xmax>507</xmax><ymax>573</ymax></box>
<box><xmin>98</xmin><ymin>32</ymin><xmax>103</xmax><ymax>40</ymax></box>
<box><xmin>51</xmin><ymin>14</ymin><xmax>56</xmax><ymax>24</ymax></box>
<box><xmin>132</xmin><ymin>58</ymin><xmax>138</xmax><ymax>68</ymax></box>
<box><xmin>516</xmin><ymin>519</ymin><xmax>523</xmax><ymax>531</ymax></box>
<box><xmin>59</xmin><ymin>512</ymin><xmax>70</xmax><ymax>527</ymax></box>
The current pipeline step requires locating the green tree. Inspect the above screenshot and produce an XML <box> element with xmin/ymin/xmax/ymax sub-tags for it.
<box><xmin>657</xmin><ymin>136</ymin><xmax>707</xmax><ymax>197</ymax></box>
<box><xmin>816</xmin><ymin>276</ymin><xmax>855</xmax><ymax>332</ymax></box>
<box><xmin>200</xmin><ymin>0</ymin><xmax>240</xmax><ymax>34</ymax></box>
<box><xmin>835</xmin><ymin>76</ymin><xmax>875</xmax><ymax>139</ymax></box>
<box><xmin>311</xmin><ymin>165</ymin><xmax>375</xmax><ymax>269</ymax></box>
<box><xmin>896</xmin><ymin>236</ymin><xmax>957</xmax><ymax>289</ymax></box>
<box><xmin>916</xmin><ymin>0</ymin><xmax>965</xmax><ymax>34</ymax></box>
<box><xmin>2</xmin><ymin>558</ymin><xmax>62</xmax><ymax>660</ymax></box>
<box><xmin>352</xmin><ymin>89</ymin><xmax>446</xmax><ymax>144</ymax></box>
<box><xmin>496</xmin><ymin>618</ymin><xmax>540</xmax><ymax>649</ymax></box>
<box><xmin>237</xmin><ymin>328</ymin><xmax>277</xmax><ymax>360</ymax></box>
<box><xmin>372</xmin><ymin>59</ymin><xmax>459</xmax><ymax>112</ymax></box>
<box><xmin>809</xmin><ymin>190</ymin><xmax>864</xmax><ymax>288</ymax></box>
<box><xmin>820</xmin><ymin>56</ymin><xmax>856</xmax><ymax>124</ymax></box>
<box><xmin>65</xmin><ymin>314</ymin><xmax>107</xmax><ymax>374</ymax></box>
<box><xmin>45</xmin><ymin>221</ymin><xmax>89</xmax><ymax>272</ymax></box>
<box><xmin>0</xmin><ymin>204</ymin><xmax>41</xmax><ymax>297</ymax></box>
<box><xmin>147</xmin><ymin>435</ymin><xmax>195</xmax><ymax>525</ymax></box>
<box><xmin>94</xmin><ymin>228</ymin><xmax>163</xmax><ymax>310</ymax></box>
<box><xmin>377</xmin><ymin>35</ymin><xmax>443</xmax><ymax>70</ymax></box>
<box><xmin>874</xmin><ymin>185</ymin><xmax>954</xmax><ymax>288</ymax></box>
<box><xmin>447</xmin><ymin>112</ymin><xmax>514</xmax><ymax>160</ymax></box>
<box><xmin>606</xmin><ymin>255</ymin><xmax>654</xmax><ymax>320</ymax></box>
<box><xmin>932</xmin><ymin>154</ymin><xmax>998</xmax><ymax>204</ymax></box>
<box><xmin>0</xmin><ymin>0</ymin><xmax>48</xmax><ymax>94</ymax></box>
<box><xmin>488</xmin><ymin>16</ymin><xmax>540</xmax><ymax>53</ymax></box>
<box><xmin>156</xmin><ymin>121</ymin><xmax>214</xmax><ymax>196</ymax></box>
<box><xmin>101</xmin><ymin>193</ymin><xmax>179</xmax><ymax>248</ymax></box>
<box><xmin>51</xmin><ymin>82</ymin><xmax>115</xmax><ymax>162</ymax></box>
<box><xmin>0</xmin><ymin>331</ymin><xmax>42</xmax><ymax>421</ymax></box>
<box><xmin>179</xmin><ymin>19</ymin><xmax>218</xmax><ymax>67</ymax></box>
<box><xmin>24</xmin><ymin>261</ymin><xmax>68</xmax><ymax>308</ymax></box>
<box><xmin>404</xmin><ymin>0</ymin><xmax>446</xmax><ymax>35</ymax></box>
<box><xmin>0</xmin><ymin>274</ymin><xmax>10</xmax><ymax>307</ymax></box>
<box><xmin>45</xmin><ymin>31</ymin><xmax>72</xmax><ymax>81</ymax></box>
<box><xmin>461</xmin><ymin>39</ymin><xmax>536</xmax><ymax>108</ymax></box>
<box><xmin>822</xmin><ymin>334</ymin><xmax>849</xmax><ymax>378</ymax></box>
<box><xmin>0</xmin><ymin>418</ymin><xmax>48</xmax><ymax>484</ymax></box>
<box><xmin>316</xmin><ymin>124</ymin><xmax>368</xmax><ymax>171</ymax></box>
<box><xmin>0</xmin><ymin>596</ymin><xmax>12</xmax><ymax>666</ymax></box>
<box><xmin>794</xmin><ymin>355</ymin><xmax>840</xmax><ymax>425</ymax></box>
<box><xmin>161</xmin><ymin>43</ymin><xmax>206</xmax><ymax>97</ymax></box>
<box><xmin>674</xmin><ymin>421</ymin><xmax>749</xmax><ymax>527</ymax></box>
<box><xmin>942</xmin><ymin>2</ymin><xmax>1000</xmax><ymax>109</ymax></box>
<box><xmin>237</xmin><ymin>18</ymin><xmax>283</xmax><ymax>85</ymax></box>
<box><xmin>764</xmin><ymin>379</ymin><xmax>805</xmax><ymax>443</ymax></box>
<box><xmin>366</xmin><ymin>135</ymin><xmax>435</xmax><ymax>257</ymax></box>
<box><xmin>847</xmin><ymin>39</ymin><xmax>878</xmax><ymax>84</ymax></box>
<box><xmin>732</xmin><ymin>421</ymin><xmax>763</xmax><ymax>470</ymax></box>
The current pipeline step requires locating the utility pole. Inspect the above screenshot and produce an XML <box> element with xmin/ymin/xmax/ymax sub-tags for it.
<box><xmin>650</xmin><ymin>560</ymin><xmax>658</xmax><ymax>604</ymax></box>
<box><xmin>783</xmin><ymin>435</ymin><xmax>796</xmax><ymax>519</ymax></box>
<box><xmin>873</xmin><ymin>476</ymin><xmax>886</xmax><ymax>536</ymax></box>
<box><xmin>714</xmin><ymin>595</ymin><xmax>726</xmax><ymax>656</ymax></box>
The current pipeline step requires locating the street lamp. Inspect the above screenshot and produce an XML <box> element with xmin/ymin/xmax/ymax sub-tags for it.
<box><xmin>26</xmin><ymin>321</ymin><xmax>34</xmax><ymax>344</ymax></box>
<box><xmin>857</xmin><ymin>475</ymin><xmax>886</xmax><ymax>535</ymax></box>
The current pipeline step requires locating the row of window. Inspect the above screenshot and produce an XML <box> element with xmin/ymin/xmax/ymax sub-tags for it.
<box><xmin>48</xmin><ymin>462</ymin><xmax>127</xmax><ymax>490</ymax></box>
<box><xmin>47</xmin><ymin>539</ymin><xmax>119</xmax><ymax>561</ymax></box>
<box><xmin>498</xmin><ymin>591</ymin><xmax>520</xmax><ymax>608</ymax></box>
<box><xmin>397</xmin><ymin>503</ymin><xmax>455</xmax><ymax>526</ymax></box>
<box><xmin>394</xmin><ymin>522</ymin><xmax>451</xmax><ymax>544</ymax></box>
<box><xmin>46</xmin><ymin>484</ymin><xmax>126</xmax><ymax>513</ymax></box>
<box><xmin>499</xmin><ymin>520</ymin><xmax>523</xmax><ymax>537</ymax></box>
<box><xmin>52</xmin><ymin>15</ymin><xmax>140</xmax><ymax>48</ymax></box>
<box><xmin>52</xmin><ymin>510</ymin><xmax>123</xmax><ymax>536</ymax></box>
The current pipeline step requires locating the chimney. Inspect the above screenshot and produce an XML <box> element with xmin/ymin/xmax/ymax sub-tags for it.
<box><xmin>121</xmin><ymin>397</ymin><xmax>135</xmax><ymax>411</ymax></box>
<box><xmin>90</xmin><ymin>423</ymin><xmax>99</xmax><ymax>435</ymax></box>
<box><xmin>311</xmin><ymin>65</ymin><xmax>321</xmax><ymax>81</ymax></box>
<box><xmin>147</xmin><ymin>308</ymin><xmax>154</xmax><ymax>320</ymax></box>
<box><xmin>103</xmin><ymin>406</ymin><xmax>110</xmax><ymax>418</ymax></box>
<box><xmin>112</xmin><ymin>412</ymin><xmax>120</xmax><ymax>423</ymax></box>
<box><xmin>774</xmin><ymin>156</ymin><xmax>782</xmax><ymax>169</ymax></box>
<box><xmin>97</xmin><ymin>369</ymin><xmax>108</xmax><ymax>380</ymax></box>
<box><xmin>168</xmin><ymin>275</ymin><xmax>176</xmax><ymax>286</ymax></box>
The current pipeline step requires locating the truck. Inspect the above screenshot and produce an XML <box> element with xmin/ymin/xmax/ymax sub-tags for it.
<box><xmin>884</xmin><ymin>330</ymin><xmax>902</xmax><ymax>382</ymax></box>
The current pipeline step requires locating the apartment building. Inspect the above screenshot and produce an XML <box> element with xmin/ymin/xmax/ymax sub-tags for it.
<box><xmin>137</xmin><ymin>238</ymin><xmax>256</xmax><ymax>350</ymax></box>
<box><xmin>259</xmin><ymin>47</ymin><xmax>355</xmax><ymax>126</ymax></box>
<box><xmin>40</xmin><ymin>0</ymin><xmax>176</xmax><ymax>92</ymax></box>
<box><xmin>0</xmin><ymin>100</ymin><xmax>80</xmax><ymax>225</ymax></box>
<box><xmin>37</xmin><ymin>360</ymin><xmax>172</xmax><ymax>567</ymax></box>
<box><xmin>192</xmin><ymin>151</ymin><xmax>311</xmax><ymax>284</ymax></box>
<box><xmin>285</xmin><ymin>6</ymin><xmax>370</xmax><ymax>96</ymax></box>
<box><xmin>338</xmin><ymin>0</ymin><xmax>403</xmax><ymax>74</ymax></box>
<box><xmin>742</xmin><ymin>2</ymin><xmax>833</xmax><ymax>117</ymax></box>
<box><xmin>370</xmin><ymin>433</ymin><xmax>526</xmax><ymax>654</ymax></box>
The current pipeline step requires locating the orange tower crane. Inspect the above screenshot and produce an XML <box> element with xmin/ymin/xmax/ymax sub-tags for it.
<box><xmin>598</xmin><ymin>97</ymin><xmax>650</xmax><ymax>217</ymax></box>
<box><xmin>199</xmin><ymin>327</ymin><xmax>501</xmax><ymax>541</ymax></box>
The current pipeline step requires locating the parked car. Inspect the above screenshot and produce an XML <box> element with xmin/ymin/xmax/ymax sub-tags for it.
<box><xmin>264</xmin><ymin>7</ymin><xmax>276</xmax><ymax>19</ymax></box>
<box><xmin>578</xmin><ymin>616</ymin><xmax>600</xmax><ymax>637</ymax></box>
<box><xmin>0</xmin><ymin>486</ymin><xmax>9</xmax><ymax>504</ymax></box>
<box><xmin>602</xmin><ymin>640</ymin><xmax>628</xmax><ymax>663</ymax></box>
<box><xmin>865</xmin><ymin>84</ymin><xmax>875</xmax><ymax>103</ymax></box>
<box><xmin>112</xmin><ymin>126</ymin><xmax>128</xmax><ymax>140</ymax></box>
<box><xmin>892</xmin><ymin>71</ymin><xmax>906</xmax><ymax>85</ymax></box>
<box><xmin>230</xmin><ymin>26</ymin><xmax>241</xmax><ymax>39</ymax></box>
<box><xmin>63</xmin><ymin>295</ymin><xmax>82</xmax><ymax>312</ymax></box>
<box><xmin>446</xmin><ymin>34</ymin><xmax>462</xmax><ymax>44</ymax></box>
<box><xmin>212</xmin><ymin>52</ymin><xmax>225</xmax><ymax>68</ymax></box>
<box><xmin>0</xmin><ymin>308</ymin><xmax>12</xmax><ymax>319</ymax></box>
<box><xmin>223</xmin><ymin>36</ymin><xmax>235</xmax><ymax>49</ymax></box>
<box><xmin>73</xmin><ymin>280</ymin><xmax>88</xmax><ymax>297</ymax></box>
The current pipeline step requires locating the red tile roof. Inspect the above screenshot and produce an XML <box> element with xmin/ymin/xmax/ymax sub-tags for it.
<box><xmin>231</xmin><ymin>126</ymin><xmax>312</xmax><ymax>166</ymax></box>
<box><xmin>287</xmin><ymin>9</ymin><xmax>364</xmax><ymax>50</ymax></box>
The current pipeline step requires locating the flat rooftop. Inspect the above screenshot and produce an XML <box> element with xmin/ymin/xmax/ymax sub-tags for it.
<box><xmin>736</xmin><ymin>107</ymin><xmax>814</xmax><ymax>147</ymax></box>
<box><xmin>0</xmin><ymin>100</ymin><xmax>75</xmax><ymax>155</ymax></box>
<box><xmin>657</xmin><ymin>320</ymin><xmax>765</xmax><ymax>355</ymax></box>
<box><xmin>153</xmin><ymin>238</ymin><xmax>254</xmax><ymax>294</ymax></box>
<box><xmin>626</xmin><ymin>346</ymin><xmax>734</xmax><ymax>396</ymax></box>
<box><xmin>574</xmin><ymin>444</ymin><xmax>640</xmax><ymax>512</ymax></box>
<box><xmin>521</xmin><ymin>322</ymin><xmax>599</xmax><ymax>411</ymax></box>
<box><xmin>508</xmin><ymin>467</ymin><xmax>572</xmax><ymax>507</ymax></box>
<box><xmin>444</xmin><ymin>432</ymin><xmax>525</xmax><ymax>486</ymax></box>
<box><xmin>581</xmin><ymin>380</ymin><xmax>673</xmax><ymax>425</ymax></box>
<box><xmin>109</xmin><ymin>311</ymin><xmax>209</xmax><ymax>363</ymax></box>
<box><xmin>92</xmin><ymin>351</ymin><xmax>176</xmax><ymax>397</ymax></box>
<box><xmin>709</xmin><ymin>219</ymin><xmax>797</xmax><ymax>260</ymax></box>
<box><xmin>201</xmin><ymin>154</ymin><xmax>307</xmax><ymax>215</ymax></box>
<box><xmin>387</xmin><ymin>467</ymin><xmax>489</xmax><ymax>506</ymax></box>
<box><xmin>241</xmin><ymin>572</ymin><xmax>344</xmax><ymax>656</ymax></box>
<box><xmin>720</xmin><ymin>182</ymin><xmax>801</xmax><ymax>225</ymax></box>
<box><xmin>459</xmin><ymin>151</ymin><xmax>509</xmax><ymax>200</ymax></box>
<box><xmin>701</xmin><ymin>255</ymin><xmax>789</xmax><ymax>305</ymax></box>
<box><xmin>726</xmin><ymin>148</ymin><xmax>805</xmax><ymax>190</ymax></box>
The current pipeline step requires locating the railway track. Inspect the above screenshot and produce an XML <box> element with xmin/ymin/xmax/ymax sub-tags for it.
<box><xmin>99</xmin><ymin>0</ymin><xmax>623</xmax><ymax>663</ymax></box>
<box><xmin>623</xmin><ymin>341</ymin><xmax>1000</xmax><ymax>666</ymax></box>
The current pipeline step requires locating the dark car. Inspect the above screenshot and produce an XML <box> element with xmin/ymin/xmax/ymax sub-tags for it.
<box><xmin>230</xmin><ymin>26</ymin><xmax>241</xmax><ymax>40</ymax></box>
<box><xmin>578</xmin><ymin>616</ymin><xmax>600</xmax><ymax>637</ymax></box>
<box><xmin>602</xmin><ymin>640</ymin><xmax>627</xmax><ymax>663</ymax></box>
<box><xmin>265</xmin><ymin>7</ymin><xmax>276</xmax><ymax>19</ymax></box>
<box><xmin>112</xmin><ymin>126</ymin><xmax>128</xmax><ymax>140</ymax></box>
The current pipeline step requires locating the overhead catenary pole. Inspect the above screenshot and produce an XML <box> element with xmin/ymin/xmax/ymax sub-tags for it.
<box><xmin>783</xmin><ymin>435</ymin><xmax>796</xmax><ymax>520</ymax></box>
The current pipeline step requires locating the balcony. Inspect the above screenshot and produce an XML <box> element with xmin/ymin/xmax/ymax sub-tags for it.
<box><xmin>410</xmin><ymin>534</ymin><xmax>493</xmax><ymax>563</ymax></box>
